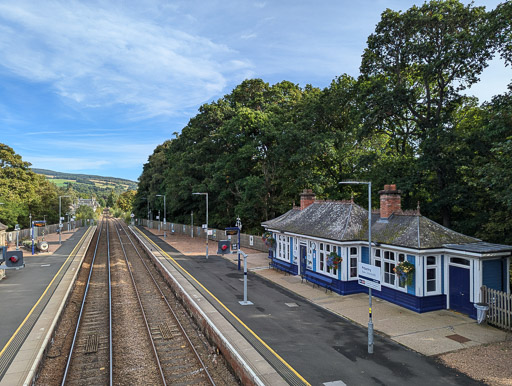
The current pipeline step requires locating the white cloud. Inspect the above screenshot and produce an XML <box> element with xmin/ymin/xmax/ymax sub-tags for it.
<box><xmin>0</xmin><ymin>0</ymin><xmax>251</xmax><ymax>119</ymax></box>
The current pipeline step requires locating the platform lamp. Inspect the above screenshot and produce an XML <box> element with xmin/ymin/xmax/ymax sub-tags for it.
<box><xmin>59</xmin><ymin>195</ymin><xmax>71</xmax><ymax>244</ymax></box>
<box><xmin>339</xmin><ymin>180</ymin><xmax>374</xmax><ymax>354</ymax></box>
<box><xmin>192</xmin><ymin>192</ymin><xmax>208</xmax><ymax>259</ymax></box>
<box><xmin>156</xmin><ymin>194</ymin><xmax>166</xmax><ymax>238</ymax></box>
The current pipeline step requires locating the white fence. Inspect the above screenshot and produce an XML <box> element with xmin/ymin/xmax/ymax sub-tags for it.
<box><xmin>481</xmin><ymin>285</ymin><xmax>512</xmax><ymax>331</ymax></box>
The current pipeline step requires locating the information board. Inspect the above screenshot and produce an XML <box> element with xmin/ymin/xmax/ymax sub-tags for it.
<box><xmin>358</xmin><ymin>262</ymin><xmax>381</xmax><ymax>291</ymax></box>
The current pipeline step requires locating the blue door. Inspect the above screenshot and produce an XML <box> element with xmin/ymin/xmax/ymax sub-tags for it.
<box><xmin>300</xmin><ymin>245</ymin><xmax>307</xmax><ymax>277</ymax></box>
<box><xmin>449</xmin><ymin>266</ymin><xmax>472</xmax><ymax>315</ymax></box>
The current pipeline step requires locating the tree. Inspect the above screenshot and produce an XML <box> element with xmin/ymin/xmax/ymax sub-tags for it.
<box><xmin>359</xmin><ymin>0</ymin><xmax>495</xmax><ymax>227</ymax></box>
<box><xmin>75</xmin><ymin>205</ymin><xmax>96</xmax><ymax>221</ymax></box>
<box><xmin>0</xmin><ymin>143</ymin><xmax>66</xmax><ymax>229</ymax></box>
<box><xmin>116</xmin><ymin>190</ymin><xmax>136</xmax><ymax>213</ymax></box>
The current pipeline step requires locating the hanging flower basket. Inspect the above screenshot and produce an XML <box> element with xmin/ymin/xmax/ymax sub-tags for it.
<box><xmin>262</xmin><ymin>231</ymin><xmax>272</xmax><ymax>241</ymax></box>
<box><xmin>394</xmin><ymin>261</ymin><xmax>415</xmax><ymax>286</ymax></box>
<box><xmin>261</xmin><ymin>231</ymin><xmax>276</xmax><ymax>249</ymax></box>
<box><xmin>327</xmin><ymin>251</ymin><xmax>342</xmax><ymax>268</ymax></box>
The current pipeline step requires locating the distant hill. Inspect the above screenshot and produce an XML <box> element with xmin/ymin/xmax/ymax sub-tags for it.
<box><xmin>32</xmin><ymin>169</ymin><xmax>137</xmax><ymax>197</ymax></box>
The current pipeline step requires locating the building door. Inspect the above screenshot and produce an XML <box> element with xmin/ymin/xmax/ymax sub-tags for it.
<box><xmin>449</xmin><ymin>265</ymin><xmax>472</xmax><ymax>315</ymax></box>
<box><xmin>299</xmin><ymin>245</ymin><xmax>307</xmax><ymax>277</ymax></box>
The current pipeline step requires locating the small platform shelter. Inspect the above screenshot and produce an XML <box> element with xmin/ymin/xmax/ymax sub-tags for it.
<box><xmin>262</xmin><ymin>186</ymin><xmax>512</xmax><ymax>318</ymax></box>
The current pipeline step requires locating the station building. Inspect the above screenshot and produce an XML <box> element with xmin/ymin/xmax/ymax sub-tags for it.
<box><xmin>262</xmin><ymin>185</ymin><xmax>512</xmax><ymax>318</ymax></box>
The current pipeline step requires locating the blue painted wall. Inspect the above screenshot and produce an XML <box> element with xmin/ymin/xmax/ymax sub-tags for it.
<box><xmin>483</xmin><ymin>259</ymin><xmax>503</xmax><ymax>291</ymax></box>
<box><xmin>290</xmin><ymin>238</ymin><xmax>293</xmax><ymax>263</ymax></box>
<box><xmin>407</xmin><ymin>255</ymin><xmax>416</xmax><ymax>296</ymax></box>
<box><xmin>361</xmin><ymin>246</ymin><xmax>369</xmax><ymax>264</ymax></box>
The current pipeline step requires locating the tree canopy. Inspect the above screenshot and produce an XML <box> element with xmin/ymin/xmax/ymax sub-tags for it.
<box><xmin>132</xmin><ymin>0</ymin><xmax>510</xmax><ymax>242</ymax></box>
<box><xmin>0</xmin><ymin>144</ymin><xmax>76</xmax><ymax>230</ymax></box>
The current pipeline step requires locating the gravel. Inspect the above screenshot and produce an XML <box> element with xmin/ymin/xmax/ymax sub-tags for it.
<box><xmin>438</xmin><ymin>339</ymin><xmax>512</xmax><ymax>385</ymax></box>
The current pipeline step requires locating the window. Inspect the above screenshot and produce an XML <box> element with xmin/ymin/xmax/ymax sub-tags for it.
<box><xmin>383</xmin><ymin>251</ymin><xmax>395</xmax><ymax>285</ymax></box>
<box><xmin>374</xmin><ymin>248</ymin><xmax>381</xmax><ymax>268</ymax></box>
<box><xmin>277</xmin><ymin>234</ymin><xmax>290</xmax><ymax>262</ymax></box>
<box><xmin>375</xmin><ymin>248</ymin><xmax>409</xmax><ymax>291</ymax></box>
<box><xmin>450</xmin><ymin>257</ymin><xmax>470</xmax><ymax>266</ymax></box>
<box><xmin>425</xmin><ymin>256</ymin><xmax>438</xmax><ymax>293</ymax></box>
<box><xmin>349</xmin><ymin>247</ymin><xmax>358</xmax><ymax>278</ymax></box>
<box><xmin>316</xmin><ymin>243</ymin><xmax>340</xmax><ymax>276</ymax></box>
<box><xmin>331</xmin><ymin>245</ymin><xmax>338</xmax><ymax>276</ymax></box>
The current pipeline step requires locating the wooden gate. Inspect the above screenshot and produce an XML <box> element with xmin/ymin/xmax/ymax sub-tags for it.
<box><xmin>481</xmin><ymin>285</ymin><xmax>512</xmax><ymax>331</ymax></box>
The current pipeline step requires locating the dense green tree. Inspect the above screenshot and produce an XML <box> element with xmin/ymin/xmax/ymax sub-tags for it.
<box><xmin>0</xmin><ymin>144</ymin><xmax>68</xmax><ymax>229</ymax></box>
<box><xmin>75</xmin><ymin>205</ymin><xmax>96</xmax><ymax>221</ymax></box>
<box><xmin>116</xmin><ymin>190</ymin><xmax>136</xmax><ymax>213</ymax></box>
<box><xmin>135</xmin><ymin>0</ymin><xmax>511</xmax><ymax>240</ymax></box>
<box><xmin>359</xmin><ymin>0</ymin><xmax>496</xmax><ymax>227</ymax></box>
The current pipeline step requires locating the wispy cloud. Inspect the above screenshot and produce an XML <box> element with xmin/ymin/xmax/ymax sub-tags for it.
<box><xmin>0</xmin><ymin>0</ymin><xmax>251</xmax><ymax>119</ymax></box>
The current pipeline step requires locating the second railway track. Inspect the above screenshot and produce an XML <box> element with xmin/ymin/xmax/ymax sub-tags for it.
<box><xmin>35</xmin><ymin>216</ymin><xmax>238</xmax><ymax>385</ymax></box>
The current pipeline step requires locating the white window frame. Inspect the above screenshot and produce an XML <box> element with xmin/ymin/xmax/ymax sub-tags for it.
<box><xmin>317</xmin><ymin>243</ymin><xmax>339</xmax><ymax>277</ymax></box>
<box><xmin>277</xmin><ymin>234</ymin><xmax>290</xmax><ymax>262</ymax></box>
<box><xmin>349</xmin><ymin>247</ymin><xmax>358</xmax><ymax>279</ymax></box>
<box><xmin>374</xmin><ymin>248</ymin><xmax>408</xmax><ymax>292</ymax></box>
<box><xmin>425</xmin><ymin>255</ymin><xmax>441</xmax><ymax>295</ymax></box>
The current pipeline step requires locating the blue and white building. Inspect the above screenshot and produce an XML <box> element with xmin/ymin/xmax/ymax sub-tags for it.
<box><xmin>262</xmin><ymin>186</ymin><xmax>511</xmax><ymax>318</ymax></box>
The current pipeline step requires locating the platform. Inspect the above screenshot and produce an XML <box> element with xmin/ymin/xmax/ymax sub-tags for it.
<box><xmin>0</xmin><ymin>226</ymin><xmax>95</xmax><ymax>386</ymax></box>
<box><xmin>133</xmin><ymin>226</ymin><xmax>481</xmax><ymax>385</ymax></box>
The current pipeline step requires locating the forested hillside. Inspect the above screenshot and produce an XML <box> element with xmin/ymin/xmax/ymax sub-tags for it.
<box><xmin>134</xmin><ymin>0</ymin><xmax>511</xmax><ymax>241</ymax></box>
<box><xmin>33</xmin><ymin>168</ymin><xmax>137</xmax><ymax>201</ymax></box>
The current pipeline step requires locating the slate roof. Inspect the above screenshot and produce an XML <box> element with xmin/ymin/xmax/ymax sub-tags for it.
<box><xmin>444</xmin><ymin>242</ymin><xmax>512</xmax><ymax>254</ymax></box>
<box><xmin>262</xmin><ymin>200</ymin><xmax>483</xmax><ymax>250</ymax></box>
<box><xmin>0</xmin><ymin>222</ymin><xmax>7</xmax><ymax>231</ymax></box>
<box><xmin>262</xmin><ymin>201</ymin><xmax>368</xmax><ymax>241</ymax></box>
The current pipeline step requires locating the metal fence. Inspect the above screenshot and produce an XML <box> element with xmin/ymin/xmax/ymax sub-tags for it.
<box><xmin>139</xmin><ymin>219</ymin><xmax>268</xmax><ymax>253</ymax></box>
<box><xmin>5</xmin><ymin>220</ymin><xmax>85</xmax><ymax>244</ymax></box>
<box><xmin>481</xmin><ymin>285</ymin><xmax>512</xmax><ymax>331</ymax></box>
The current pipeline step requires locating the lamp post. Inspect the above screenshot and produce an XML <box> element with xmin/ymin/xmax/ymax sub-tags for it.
<box><xmin>59</xmin><ymin>195</ymin><xmax>71</xmax><ymax>244</ymax></box>
<box><xmin>192</xmin><ymin>192</ymin><xmax>208</xmax><ymax>259</ymax></box>
<box><xmin>156</xmin><ymin>194</ymin><xmax>166</xmax><ymax>238</ymax></box>
<box><xmin>339</xmin><ymin>180</ymin><xmax>373</xmax><ymax>354</ymax></box>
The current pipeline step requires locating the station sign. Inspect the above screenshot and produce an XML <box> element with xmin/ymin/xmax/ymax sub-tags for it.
<box><xmin>358</xmin><ymin>262</ymin><xmax>381</xmax><ymax>291</ymax></box>
<box><xmin>33</xmin><ymin>221</ymin><xmax>46</xmax><ymax>227</ymax></box>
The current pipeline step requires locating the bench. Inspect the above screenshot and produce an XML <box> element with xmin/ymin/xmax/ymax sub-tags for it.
<box><xmin>269</xmin><ymin>258</ymin><xmax>295</xmax><ymax>275</ymax></box>
<box><xmin>303</xmin><ymin>270</ymin><xmax>333</xmax><ymax>293</ymax></box>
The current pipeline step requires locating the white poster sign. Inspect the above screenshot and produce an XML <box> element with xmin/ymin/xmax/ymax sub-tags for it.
<box><xmin>358</xmin><ymin>262</ymin><xmax>381</xmax><ymax>291</ymax></box>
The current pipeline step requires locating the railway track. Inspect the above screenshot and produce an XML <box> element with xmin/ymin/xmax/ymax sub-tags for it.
<box><xmin>113</xmin><ymin>218</ymin><xmax>216</xmax><ymax>385</ymax></box>
<box><xmin>36</xmin><ymin>216</ymin><xmax>237</xmax><ymax>385</ymax></box>
<box><xmin>62</xmin><ymin>218</ymin><xmax>112</xmax><ymax>385</ymax></box>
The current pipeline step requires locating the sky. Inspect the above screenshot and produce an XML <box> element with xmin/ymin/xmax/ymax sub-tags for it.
<box><xmin>0</xmin><ymin>0</ymin><xmax>510</xmax><ymax>182</ymax></box>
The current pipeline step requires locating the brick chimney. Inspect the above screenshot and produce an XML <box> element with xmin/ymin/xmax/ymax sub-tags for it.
<box><xmin>379</xmin><ymin>184</ymin><xmax>401</xmax><ymax>219</ymax></box>
<box><xmin>300</xmin><ymin>189</ymin><xmax>316</xmax><ymax>210</ymax></box>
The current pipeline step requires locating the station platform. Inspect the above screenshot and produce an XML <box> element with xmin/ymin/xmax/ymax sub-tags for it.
<box><xmin>1</xmin><ymin>223</ymin><xmax>506</xmax><ymax>385</ymax></box>
<box><xmin>133</xmin><ymin>226</ymin><xmax>486</xmax><ymax>385</ymax></box>
<box><xmin>0</xmin><ymin>226</ymin><xmax>95</xmax><ymax>386</ymax></box>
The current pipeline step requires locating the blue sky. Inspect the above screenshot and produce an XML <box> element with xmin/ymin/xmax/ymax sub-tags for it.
<box><xmin>1</xmin><ymin>0</ymin><xmax>509</xmax><ymax>182</ymax></box>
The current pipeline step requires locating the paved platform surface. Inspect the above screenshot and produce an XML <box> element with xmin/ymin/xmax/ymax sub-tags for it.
<box><xmin>0</xmin><ymin>227</ymin><xmax>94</xmax><ymax>385</ymax></box>
<box><xmin>139</xmin><ymin>227</ymin><xmax>498</xmax><ymax>385</ymax></box>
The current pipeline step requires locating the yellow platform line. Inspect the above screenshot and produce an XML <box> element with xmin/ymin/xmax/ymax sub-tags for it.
<box><xmin>0</xmin><ymin>227</ymin><xmax>94</xmax><ymax>358</ymax></box>
<box><xmin>134</xmin><ymin>227</ymin><xmax>310</xmax><ymax>386</ymax></box>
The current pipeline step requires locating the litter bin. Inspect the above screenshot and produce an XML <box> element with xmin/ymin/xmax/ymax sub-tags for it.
<box><xmin>474</xmin><ymin>302</ymin><xmax>489</xmax><ymax>324</ymax></box>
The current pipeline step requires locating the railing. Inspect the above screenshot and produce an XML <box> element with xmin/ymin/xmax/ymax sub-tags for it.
<box><xmin>5</xmin><ymin>220</ymin><xmax>85</xmax><ymax>244</ymax></box>
<box><xmin>481</xmin><ymin>285</ymin><xmax>512</xmax><ymax>331</ymax></box>
<box><xmin>139</xmin><ymin>219</ymin><xmax>268</xmax><ymax>252</ymax></box>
